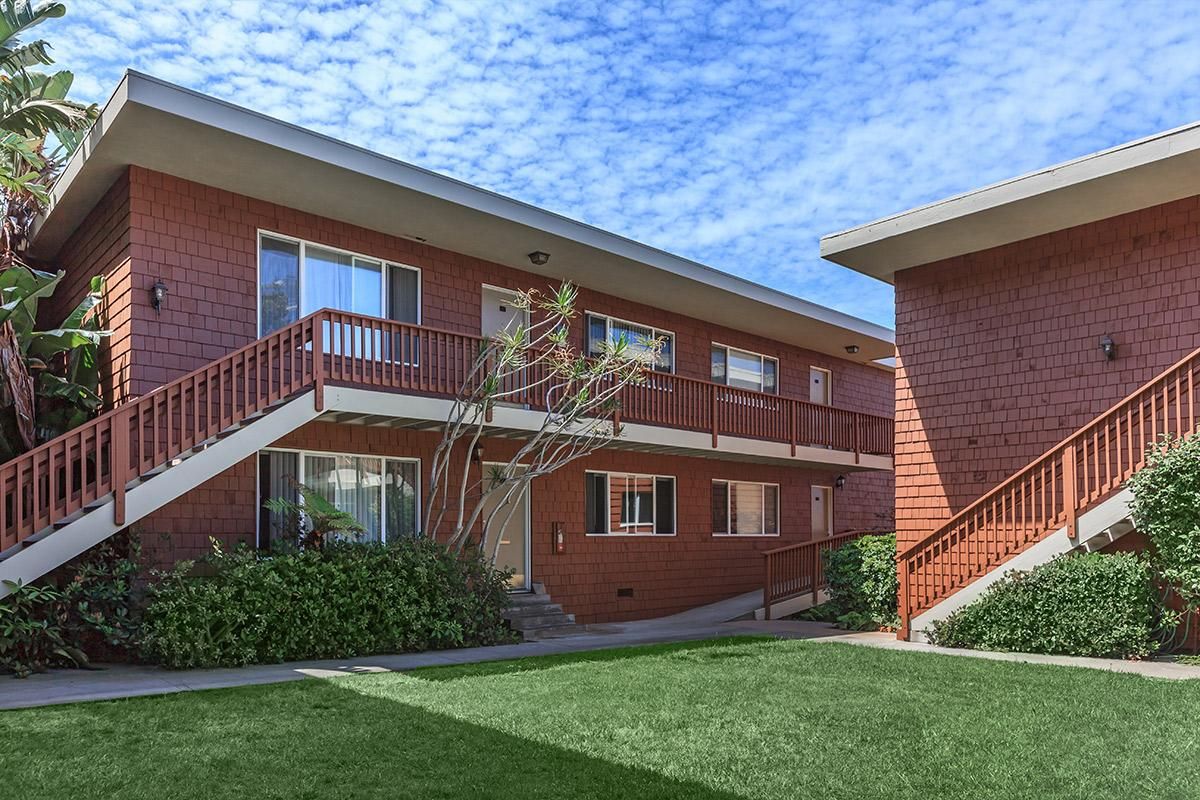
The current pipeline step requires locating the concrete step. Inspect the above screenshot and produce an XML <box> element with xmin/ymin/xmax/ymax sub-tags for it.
<box><xmin>503</xmin><ymin>602</ymin><xmax>564</xmax><ymax>619</ymax></box>
<box><xmin>508</xmin><ymin>612</ymin><xmax>575</xmax><ymax>631</ymax></box>
<box><xmin>522</xmin><ymin>624</ymin><xmax>588</xmax><ymax>641</ymax></box>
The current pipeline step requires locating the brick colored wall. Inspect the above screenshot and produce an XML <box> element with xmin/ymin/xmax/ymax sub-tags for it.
<box><xmin>39</xmin><ymin>172</ymin><xmax>134</xmax><ymax>406</ymax></box>
<box><xmin>139</xmin><ymin>420</ymin><xmax>887</xmax><ymax>622</ymax></box>
<box><xmin>894</xmin><ymin>193</ymin><xmax>1200</xmax><ymax>548</ymax></box>
<box><xmin>47</xmin><ymin>165</ymin><xmax>895</xmax><ymax>622</ymax></box>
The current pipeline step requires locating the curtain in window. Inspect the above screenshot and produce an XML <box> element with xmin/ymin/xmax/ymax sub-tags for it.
<box><xmin>260</xmin><ymin>237</ymin><xmax>300</xmax><ymax>335</ymax></box>
<box><xmin>386</xmin><ymin>460</ymin><xmax>419</xmax><ymax>538</ymax></box>
<box><xmin>388</xmin><ymin>265</ymin><xmax>419</xmax><ymax>324</ymax></box>
<box><xmin>304</xmin><ymin>454</ymin><xmax>383</xmax><ymax>542</ymax></box>
<box><xmin>732</xmin><ymin>482</ymin><xmax>764</xmax><ymax>534</ymax></box>
<box><xmin>259</xmin><ymin>451</ymin><xmax>299</xmax><ymax>546</ymax></box>
<box><xmin>712</xmin><ymin>480</ymin><xmax>729</xmax><ymax>534</ymax></box>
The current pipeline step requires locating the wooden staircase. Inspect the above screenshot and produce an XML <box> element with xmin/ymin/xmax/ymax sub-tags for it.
<box><xmin>898</xmin><ymin>344</ymin><xmax>1200</xmax><ymax>638</ymax></box>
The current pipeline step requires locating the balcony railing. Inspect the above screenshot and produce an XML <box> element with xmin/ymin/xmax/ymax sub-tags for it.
<box><xmin>320</xmin><ymin>310</ymin><xmax>894</xmax><ymax>459</ymax></box>
<box><xmin>0</xmin><ymin>310</ymin><xmax>893</xmax><ymax>556</ymax></box>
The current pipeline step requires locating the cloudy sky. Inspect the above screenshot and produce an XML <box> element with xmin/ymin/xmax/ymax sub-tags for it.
<box><xmin>51</xmin><ymin>1</ymin><xmax>1200</xmax><ymax>328</ymax></box>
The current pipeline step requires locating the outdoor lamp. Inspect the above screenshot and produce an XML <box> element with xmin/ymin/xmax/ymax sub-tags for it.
<box><xmin>527</xmin><ymin>251</ymin><xmax>550</xmax><ymax>266</ymax></box>
<box><xmin>1100</xmin><ymin>335</ymin><xmax>1116</xmax><ymax>361</ymax></box>
<box><xmin>151</xmin><ymin>279</ymin><xmax>168</xmax><ymax>314</ymax></box>
<box><xmin>835</xmin><ymin>475</ymin><xmax>846</xmax><ymax>490</ymax></box>
<box><xmin>845</xmin><ymin>345</ymin><xmax>860</xmax><ymax>354</ymax></box>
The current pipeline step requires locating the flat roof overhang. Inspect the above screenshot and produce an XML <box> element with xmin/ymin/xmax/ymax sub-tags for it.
<box><xmin>32</xmin><ymin>71</ymin><xmax>894</xmax><ymax>366</ymax></box>
<box><xmin>819</xmin><ymin>119</ymin><xmax>1200</xmax><ymax>283</ymax></box>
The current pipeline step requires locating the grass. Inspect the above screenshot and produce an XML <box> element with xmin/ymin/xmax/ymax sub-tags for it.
<box><xmin>3</xmin><ymin>636</ymin><xmax>1200</xmax><ymax>799</ymax></box>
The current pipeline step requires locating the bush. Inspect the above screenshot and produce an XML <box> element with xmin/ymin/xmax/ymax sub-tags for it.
<box><xmin>140</xmin><ymin>537</ymin><xmax>514</xmax><ymax>669</ymax></box>
<box><xmin>0</xmin><ymin>532</ymin><xmax>141</xmax><ymax>677</ymax></box>
<box><xmin>928</xmin><ymin>552</ymin><xmax>1157</xmax><ymax>658</ymax></box>
<box><xmin>824</xmin><ymin>533</ymin><xmax>898</xmax><ymax>629</ymax></box>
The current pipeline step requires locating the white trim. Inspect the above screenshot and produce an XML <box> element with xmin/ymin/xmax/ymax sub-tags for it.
<box><xmin>584</xmin><ymin>310</ymin><xmax>676</xmax><ymax>374</ymax></box>
<box><xmin>711</xmin><ymin>479</ymin><xmax>781</xmax><ymax>537</ymax></box>
<box><xmin>480</xmin><ymin>284</ymin><xmax>530</xmax><ymax>338</ymax></box>
<box><xmin>258</xmin><ymin>445</ymin><xmax>421</xmax><ymax>544</ymax></box>
<box><xmin>584</xmin><ymin>469</ymin><xmax>677</xmax><ymax>537</ymax></box>
<box><xmin>711</xmin><ymin>341</ymin><xmax>779</xmax><ymax>394</ymax></box>
<box><xmin>256</xmin><ymin>229</ymin><xmax>423</xmax><ymax>335</ymax></box>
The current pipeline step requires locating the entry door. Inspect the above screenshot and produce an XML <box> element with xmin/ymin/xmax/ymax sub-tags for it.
<box><xmin>809</xmin><ymin>367</ymin><xmax>831</xmax><ymax>405</ymax></box>
<box><xmin>481</xmin><ymin>286</ymin><xmax>527</xmax><ymax>339</ymax></box>
<box><xmin>481</xmin><ymin>463</ymin><xmax>531</xmax><ymax>590</ymax></box>
<box><xmin>811</xmin><ymin>485</ymin><xmax>832</xmax><ymax>539</ymax></box>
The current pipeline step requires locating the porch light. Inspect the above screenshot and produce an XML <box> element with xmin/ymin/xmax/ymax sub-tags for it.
<box><xmin>835</xmin><ymin>475</ymin><xmax>846</xmax><ymax>490</ymax></box>
<box><xmin>844</xmin><ymin>345</ymin><xmax>860</xmax><ymax>354</ymax></box>
<box><xmin>471</xmin><ymin>442</ymin><xmax>484</xmax><ymax>463</ymax></box>
<box><xmin>1100</xmin><ymin>335</ymin><xmax>1116</xmax><ymax>361</ymax></box>
<box><xmin>527</xmin><ymin>251</ymin><xmax>550</xmax><ymax>266</ymax></box>
<box><xmin>151</xmin><ymin>279</ymin><xmax>168</xmax><ymax>314</ymax></box>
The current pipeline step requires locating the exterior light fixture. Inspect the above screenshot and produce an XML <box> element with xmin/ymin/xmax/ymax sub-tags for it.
<box><xmin>835</xmin><ymin>475</ymin><xmax>846</xmax><ymax>490</ymax></box>
<box><xmin>1100</xmin><ymin>335</ymin><xmax>1116</xmax><ymax>361</ymax></box>
<box><xmin>151</xmin><ymin>279</ymin><xmax>168</xmax><ymax>314</ymax></box>
<box><xmin>527</xmin><ymin>251</ymin><xmax>550</xmax><ymax>266</ymax></box>
<box><xmin>471</xmin><ymin>442</ymin><xmax>484</xmax><ymax>463</ymax></box>
<box><xmin>845</xmin><ymin>345</ymin><xmax>860</xmax><ymax>355</ymax></box>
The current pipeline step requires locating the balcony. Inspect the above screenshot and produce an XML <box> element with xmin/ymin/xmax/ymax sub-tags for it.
<box><xmin>312</xmin><ymin>311</ymin><xmax>893</xmax><ymax>470</ymax></box>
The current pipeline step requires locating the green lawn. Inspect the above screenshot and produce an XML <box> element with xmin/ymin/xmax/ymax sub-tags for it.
<box><xmin>4</xmin><ymin>637</ymin><xmax>1200</xmax><ymax>799</ymax></box>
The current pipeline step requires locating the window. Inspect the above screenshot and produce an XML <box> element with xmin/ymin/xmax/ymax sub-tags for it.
<box><xmin>586</xmin><ymin>313</ymin><xmax>674</xmax><ymax>373</ymax></box>
<box><xmin>258</xmin><ymin>233</ymin><xmax>420</xmax><ymax>335</ymax></box>
<box><xmin>712</xmin><ymin>480</ymin><xmax>779</xmax><ymax>536</ymax></box>
<box><xmin>711</xmin><ymin>344</ymin><xmax>777</xmax><ymax>394</ymax></box>
<box><xmin>258</xmin><ymin>449</ymin><xmax>420</xmax><ymax>546</ymax></box>
<box><xmin>584</xmin><ymin>471</ymin><xmax>675</xmax><ymax>534</ymax></box>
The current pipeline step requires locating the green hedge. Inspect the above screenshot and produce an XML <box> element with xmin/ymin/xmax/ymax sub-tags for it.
<box><xmin>824</xmin><ymin>533</ymin><xmax>898</xmax><ymax>629</ymax></box>
<box><xmin>928</xmin><ymin>551</ymin><xmax>1157</xmax><ymax>658</ymax></box>
<box><xmin>141</xmin><ymin>538</ymin><xmax>513</xmax><ymax>669</ymax></box>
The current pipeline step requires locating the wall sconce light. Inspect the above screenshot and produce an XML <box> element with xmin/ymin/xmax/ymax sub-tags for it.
<box><xmin>151</xmin><ymin>279</ymin><xmax>168</xmax><ymax>314</ymax></box>
<box><xmin>835</xmin><ymin>475</ymin><xmax>847</xmax><ymax>490</ymax></box>
<box><xmin>471</xmin><ymin>442</ymin><xmax>484</xmax><ymax>463</ymax></box>
<box><xmin>1100</xmin><ymin>335</ymin><xmax>1116</xmax><ymax>361</ymax></box>
<box><xmin>527</xmin><ymin>251</ymin><xmax>550</xmax><ymax>266</ymax></box>
<box><xmin>844</xmin><ymin>345</ymin><xmax>860</xmax><ymax>355</ymax></box>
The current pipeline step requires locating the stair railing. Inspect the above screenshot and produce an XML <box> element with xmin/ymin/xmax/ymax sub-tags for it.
<box><xmin>898</xmin><ymin>343</ymin><xmax>1200</xmax><ymax>637</ymax></box>
<box><xmin>762</xmin><ymin>530</ymin><xmax>880</xmax><ymax>619</ymax></box>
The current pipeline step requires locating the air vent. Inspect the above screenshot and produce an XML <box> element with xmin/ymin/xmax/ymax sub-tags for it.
<box><xmin>617</xmin><ymin>587</ymin><xmax>634</xmax><ymax>598</ymax></box>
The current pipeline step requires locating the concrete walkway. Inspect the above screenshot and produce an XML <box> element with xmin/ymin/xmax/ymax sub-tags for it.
<box><xmin>4</xmin><ymin>602</ymin><xmax>1200</xmax><ymax>711</ymax></box>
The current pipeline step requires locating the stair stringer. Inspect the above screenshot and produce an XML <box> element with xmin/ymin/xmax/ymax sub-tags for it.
<box><xmin>907</xmin><ymin>487</ymin><xmax>1137</xmax><ymax>642</ymax></box>
<box><xmin>0</xmin><ymin>390</ymin><xmax>323</xmax><ymax>598</ymax></box>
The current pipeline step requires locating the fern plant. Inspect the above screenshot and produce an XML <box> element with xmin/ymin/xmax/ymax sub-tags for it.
<box><xmin>263</xmin><ymin>481</ymin><xmax>366</xmax><ymax>550</ymax></box>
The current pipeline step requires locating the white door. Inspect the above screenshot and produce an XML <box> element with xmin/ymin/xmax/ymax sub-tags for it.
<box><xmin>811</xmin><ymin>485</ymin><xmax>832</xmax><ymax>538</ymax></box>
<box><xmin>481</xmin><ymin>286</ymin><xmax>527</xmax><ymax>339</ymax></box>
<box><xmin>481</xmin><ymin>463</ymin><xmax>531</xmax><ymax>590</ymax></box>
<box><xmin>809</xmin><ymin>367</ymin><xmax>831</xmax><ymax>405</ymax></box>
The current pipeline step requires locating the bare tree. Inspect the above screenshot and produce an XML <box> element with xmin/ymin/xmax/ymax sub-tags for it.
<box><xmin>423</xmin><ymin>282</ymin><xmax>663</xmax><ymax>559</ymax></box>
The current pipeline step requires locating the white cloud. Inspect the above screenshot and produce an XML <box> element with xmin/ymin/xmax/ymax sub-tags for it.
<box><xmin>51</xmin><ymin>0</ymin><xmax>1200</xmax><ymax>328</ymax></box>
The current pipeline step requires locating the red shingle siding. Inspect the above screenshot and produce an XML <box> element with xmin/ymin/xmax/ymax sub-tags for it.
<box><xmin>894</xmin><ymin>193</ymin><xmax>1200</xmax><ymax>548</ymax></box>
<box><xmin>138</xmin><ymin>420</ymin><xmax>888</xmax><ymax>623</ymax></box>
<box><xmin>48</xmin><ymin>165</ymin><xmax>894</xmax><ymax>622</ymax></box>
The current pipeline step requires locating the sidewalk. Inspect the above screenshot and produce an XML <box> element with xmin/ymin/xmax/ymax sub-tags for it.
<box><xmin>4</xmin><ymin>605</ymin><xmax>1199</xmax><ymax>711</ymax></box>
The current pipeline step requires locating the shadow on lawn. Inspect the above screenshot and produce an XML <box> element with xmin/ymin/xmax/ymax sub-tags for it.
<box><xmin>408</xmin><ymin>636</ymin><xmax>776</xmax><ymax>682</ymax></box>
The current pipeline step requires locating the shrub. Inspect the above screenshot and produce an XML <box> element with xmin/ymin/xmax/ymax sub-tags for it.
<box><xmin>824</xmin><ymin>533</ymin><xmax>898</xmax><ymax>629</ymax></box>
<box><xmin>140</xmin><ymin>537</ymin><xmax>514</xmax><ymax>669</ymax></box>
<box><xmin>0</xmin><ymin>532</ymin><xmax>141</xmax><ymax>677</ymax></box>
<box><xmin>928</xmin><ymin>551</ymin><xmax>1157</xmax><ymax>658</ymax></box>
<box><xmin>1127</xmin><ymin>432</ymin><xmax>1200</xmax><ymax>648</ymax></box>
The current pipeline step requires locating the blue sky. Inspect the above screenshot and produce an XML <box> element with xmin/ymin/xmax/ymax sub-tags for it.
<box><xmin>52</xmin><ymin>1</ymin><xmax>1200</xmax><ymax>328</ymax></box>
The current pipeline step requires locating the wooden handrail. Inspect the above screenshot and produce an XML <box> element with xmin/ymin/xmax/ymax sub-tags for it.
<box><xmin>0</xmin><ymin>309</ymin><xmax>894</xmax><ymax>556</ymax></box>
<box><xmin>897</xmin><ymin>342</ymin><xmax>1200</xmax><ymax>637</ymax></box>
<box><xmin>762</xmin><ymin>530</ymin><xmax>880</xmax><ymax>619</ymax></box>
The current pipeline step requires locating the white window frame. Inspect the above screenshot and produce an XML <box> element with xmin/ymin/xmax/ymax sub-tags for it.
<box><xmin>712</xmin><ymin>342</ymin><xmax>778</xmax><ymax>394</ymax></box>
<box><xmin>711</xmin><ymin>479</ymin><xmax>780</xmax><ymax>537</ymax></box>
<box><xmin>255</xmin><ymin>447</ymin><xmax>422</xmax><ymax>546</ymax></box>
<box><xmin>256</xmin><ymin>230</ymin><xmax>423</xmax><ymax>335</ymax></box>
<box><xmin>584</xmin><ymin>470</ymin><xmax>677</xmax><ymax>536</ymax></box>
<box><xmin>585</xmin><ymin>311</ymin><xmax>676</xmax><ymax>374</ymax></box>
